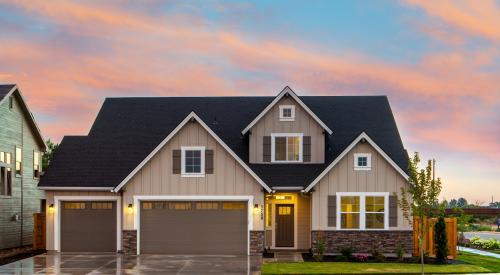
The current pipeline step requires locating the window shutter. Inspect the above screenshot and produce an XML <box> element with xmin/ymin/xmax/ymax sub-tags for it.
<box><xmin>327</xmin><ymin>195</ymin><xmax>336</xmax><ymax>227</ymax></box>
<box><xmin>389</xmin><ymin>195</ymin><xmax>398</xmax><ymax>227</ymax></box>
<box><xmin>205</xmin><ymin>150</ymin><xmax>214</xmax><ymax>174</ymax></box>
<box><xmin>172</xmin><ymin>150</ymin><xmax>181</xmax><ymax>174</ymax></box>
<box><xmin>303</xmin><ymin>136</ymin><xmax>311</xmax><ymax>162</ymax></box>
<box><xmin>263</xmin><ymin>136</ymin><xmax>271</xmax><ymax>162</ymax></box>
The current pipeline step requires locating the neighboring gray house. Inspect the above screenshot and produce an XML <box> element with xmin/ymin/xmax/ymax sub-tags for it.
<box><xmin>0</xmin><ymin>84</ymin><xmax>46</xmax><ymax>249</ymax></box>
<box><xmin>39</xmin><ymin>86</ymin><xmax>411</xmax><ymax>255</ymax></box>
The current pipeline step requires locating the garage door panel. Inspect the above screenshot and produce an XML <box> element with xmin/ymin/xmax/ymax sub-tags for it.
<box><xmin>140</xmin><ymin>201</ymin><xmax>247</xmax><ymax>254</ymax></box>
<box><xmin>61</xmin><ymin>201</ymin><xmax>116</xmax><ymax>252</ymax></box>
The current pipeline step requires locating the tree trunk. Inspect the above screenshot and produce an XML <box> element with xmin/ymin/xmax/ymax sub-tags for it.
<box><xmin>419</xmin><ymin>217</ymin><xmax>425</xmax><ymax>275</ymax></box>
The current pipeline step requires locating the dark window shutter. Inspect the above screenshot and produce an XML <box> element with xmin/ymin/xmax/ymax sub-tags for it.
<box><xmin>172</xmin><ymin>150</ymin><xmax>181</xmax><ymax>174</ymax></box>
<box><xmin>389</xmin><ymin>195</ymin><xmax>398</xmax><ymax>227</ymax></box>
<box><xmin>328</xmin><ymin>195</ymin><xmax>336</xmax><ymax>227</ymax></box>
<box><xmin>205</xmin><ymin>150</ymin><xmax>214</xmax><ymax>174</ymax></box>
<box><xmin>303</xmin><ymin>136</ymin><xmax>311</xmax><ymax>162</ymax></box>
<box><xmin>263</xmin><ymin>136</ymin><xmax>271</xmax><ymax>162</ymax></box>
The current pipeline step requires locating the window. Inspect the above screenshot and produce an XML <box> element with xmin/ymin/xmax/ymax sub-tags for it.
<box><xmin>91</xmin><ymin>202</ymin><xmax>113</xmax><ymax>209</ymax></box>
<box><xmin>0</xmin><ymin>167</ymin><xmax>12</xmax><ymax>196</ymax></box>
<box><xmin>271</xmin><ymin>134</ymin><xmax>303</xmax><ymax>162</ymax></box>
<box><xmin>0</xmin><ymin>152</ymin><xmax>4</xmax><ymax>163</ymax></box>
<box><xmin>222</xmin><ymin>202</ymin><xmax>246</xmax><ymax>210</ymax></box>
<box><xmin>354</xmin><ymin>153</ymin><xmax>371</xmax><ymax>170</ymax></box>
<box><xmin>278</xmin><ymin>206</ymin><xmax>292</xmax><ymax>215</ymax></box>
<box><xmin>5</xmin><ymin>153</ymin><xmax>11</xmax><ymax>164</ymax></box>
<box><xmin>15</xmin><ymin>147</ymin><xmax>22</xmax><ymax>176</ymax></box>
<box><xmin>265</xmin><ymin>203</ymin><xmax>272</xmax><ymax>227</ymax></box>
<box><xmin>9</xmin><ymin>96</ymin><xmax>13</xmax><ymax>110</ymax></box>
<box><xmin>168</xmin><ymin>202</ymin><xmax>192</xmax><ymax>210</ymax></box>
<box><xmin>33</xmin><ymin>151</ymin><xmax>40</xmax><ymax>178</ymax></box>
<box><xmin>196</xmin><ymin>202</ymin><xmax>218</xmax><ymax>210</ymax></box>
<box><xmin>181</xmin><ymin>146</ymin><xmax>205</xmax><ymax>177</ymax></box>
<box><xmin>337</xmin><ymin>192</ymin><xmax>388</xmax><ymax>230</ymax></box>
<box><xmin>279</xmin><ymin>105</ymin><xmax>295</xmax><ymax>121</ymax></box>
<box><xmin>64</xmin><ymin>202</ymin><xmax>86</xmax><ymax>209</ymax></box>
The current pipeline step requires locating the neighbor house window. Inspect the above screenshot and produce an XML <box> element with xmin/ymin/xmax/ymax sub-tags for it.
<box><xmin>9</xmin><ymin>96</ymin><xmax>13</xmax><ymax>110</ymax></box>
<box><xmin>337</xmin><ymin>192</ymin><xmax>388</xmax><ymax>230</ymax></box>
<box><xmin>0</xmin><ymin>152</ymin><xmax>4</xmax><ymax>163</ymax></box>
<box><xmin>15</xmin><ymin>147</ymin><xmax>22</xmax><ymax>176</ymax></box>
<box><xmin>354</xmin><ymin>153</ymin><xmax>371</xmax><ymax>170</ymax></box>
<box><xmin>279</xmin><ymin>105</ymin><xmax>295</xmax><ymax>121</ymax></box>
<box><xmin>181</xmin><ymin>146</ymin><xmax>205</xmax><ymax>177</ymax></box>
<box><xmin>33</xmin><ymin>151</ymin><xmax>40</xmax><ymax>178</ymax></box>
<box><xmin>5</xmin><ymin>153</ymin><xmax>11</xmax><ymax>164</ymax></box>
<box><xmin>0</xmin><ymin>167</ymin><xmax>12</xmax><ymax>196</ymax></box>
<box><xmin>271</xmin><ymin>133</ymin><xmax>303</xmax><ymax>162</ymax></box>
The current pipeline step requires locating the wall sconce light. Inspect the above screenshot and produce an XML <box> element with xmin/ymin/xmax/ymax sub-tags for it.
<box><xmin>48</xmin><ymin>204</ymin><xmax>54</xmax><ymax>213</ymax></box>
<box><xmin>254</xmin><ymin>204</ymin><xmax>259</xmax><ymax>209</ymax></box>
<box><xmin>128</xmin><ymin>204</ymin><xmax>134</xmax><ymax>214</ymax></box>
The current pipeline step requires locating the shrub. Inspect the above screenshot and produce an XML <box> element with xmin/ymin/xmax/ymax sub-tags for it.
<box><xmin>354</xmin><ymin>253</ymin><xmax>368</xmax><ymax>262</ymax></box>
<box><xmin>434</xmin><ymin>216</ymin><xmax>449</xmax><ymax>264</ymax></box>
<box><xmin>335</xmin><ymin>255</ymin><xmax>348</xmax><ymax>262</ymax></box>
<box><xmin>313</xmin><ymin>238</ymin><xmax>326</xmax><ymax>262</ymax></box>
<box><xmin>469</xmin><ymin>236</ymin><xmax>500</xmax><ymax>250</ymax></box>
<box><xmin>371</xmin><ymin>247</ymin><xmax>386</xmax><ymax>262</ymax></box>
<box><xmin>395</xmin><ymin>243</ymin><xmax>405</xmax><ymax>262</ymax></box>
<box><xmin>340</xmin><ymin>247</ymin><xmax>355</xmax><ymax>260</ymax></box>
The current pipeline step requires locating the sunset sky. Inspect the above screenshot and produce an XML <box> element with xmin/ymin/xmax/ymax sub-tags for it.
<box><xmin>0</xmin><ymin>1</ymin><xmax>498</xmax><ymax>203</ymax></box>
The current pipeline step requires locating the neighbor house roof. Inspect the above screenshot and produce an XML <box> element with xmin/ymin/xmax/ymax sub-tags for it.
<box><xmin>39</xmin><ymin>91</ymin><xmax>408</xmax><ymax>190</ymax></box>
<box><xmin>0</xmin><ymin>84</ymin><xmax>47</xmax><ymax>151</ymax></box>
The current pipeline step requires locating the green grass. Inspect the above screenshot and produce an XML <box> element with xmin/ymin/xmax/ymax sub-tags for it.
<box><xmin>261</xmin><ymin>252</ymin><xmax>500</xmax><ymax>274</ymax></box>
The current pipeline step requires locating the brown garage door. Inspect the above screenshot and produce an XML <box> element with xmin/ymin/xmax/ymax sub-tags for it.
<box><xmin>61</xmin><ymin>201</ymin><xmax>116</xmax><ymax>252</ymax></box>
<box><xmin>140</xmin><ymin>201</ymin><xmax>247</xmax><ymax>254</ymax></box>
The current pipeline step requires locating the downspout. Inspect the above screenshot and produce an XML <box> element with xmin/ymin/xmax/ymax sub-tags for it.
<box><xmin>20</xmin><ymin>114</ymin><xmax>24</xmax><ymax>247</ymax></box>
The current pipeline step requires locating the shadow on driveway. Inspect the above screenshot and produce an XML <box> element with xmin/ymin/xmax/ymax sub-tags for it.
<box><xmin>0</xmin><ymin>252</ymin><xmax>262</xmax><ymax>274</ymax></box>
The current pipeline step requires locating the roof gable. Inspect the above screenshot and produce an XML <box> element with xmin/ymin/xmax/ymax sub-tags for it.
<box><xmin>241</xmin><ymin>86</ymin><xmax>333</xmax><ymax>135</ymax></box>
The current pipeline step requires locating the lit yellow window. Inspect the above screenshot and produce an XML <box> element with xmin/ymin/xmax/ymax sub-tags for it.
<box><xmin>64</xmin><ymin>202</ymin><xmax>86</xmax><ymax>209</ymax></box>
<box><xmin>278</xmin><ymin>206</ymin><xmax>292</xmax><ymax>215</ymax></box>
<box><xmin>366</xmin><ymin>196</ymin><xmax>385</xmax><ymax>229</ymax></box>
<box><xmin>265</xmin><ymin>204</ymin><xmax>272</xmax><ymax>227</ymax></box>
<box><xmin>196</xmin><ymin>202</ymin><xmax>218</xmax><ymax>210</ymax></box>
<box><xmin>169</xmin><ymin>202</ymin><xmax>191</xmax><ymax>210</ymax></box>
<box><xmin>91</xmin><ymin>202</ymin><xmax>113</xmax><ymax>209</ymax></box>
<box><xmin>340</xmin><ymin>196</ymin><xmax>360</xmax><ymax>229</ymax></box>
<box><xmin>222</xmin><ymin>202</ymin><xmax>246</xmax><ymax>210</ymax></box>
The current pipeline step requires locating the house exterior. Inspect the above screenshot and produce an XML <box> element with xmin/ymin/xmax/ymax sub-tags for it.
<box><xmin>39</xmin><ymin>86</ymin><xmax>412</xmax><ymax>255</ymax></box>
<box><xmin>0</xmin><ymin>84</ymin><xmax>47</xmax><ymax>249</ymax></box>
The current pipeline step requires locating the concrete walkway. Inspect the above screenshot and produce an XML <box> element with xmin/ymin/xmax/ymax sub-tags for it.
<box><xmin>459</xmin><ymin>246</ymin><xmax>500</xmax><ymax>258</ymax></box>
<box><xmin>263</xmin><ymin>252</ymin><xmax>304</xmax><ymax>263</ymax></box>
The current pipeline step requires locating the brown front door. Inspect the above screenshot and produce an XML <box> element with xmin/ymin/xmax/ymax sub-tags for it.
<box><xmin>275</xmin><ymin>204</ymin><xmax>294</xmax><ymax>247</ymax></box>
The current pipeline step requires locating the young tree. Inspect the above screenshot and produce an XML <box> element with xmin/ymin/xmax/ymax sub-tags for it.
<box><xmin>434</xmin><ymin>216</ymin><xmax>448</xmax><ymax>264</ymax></box>
<box><xmin>457</xmin><ymin>198</ymin><xmax>468</xmax><ymax>208</ymax></box>
<box><xmin>399</xmin><ymin>152</ymin><xmax>442</xmax><ymax>274</ymax></box>
<box><xmin>42</xmin><ymin>139</ymin><xmax>59</xmax><ymax>171</ymax></box>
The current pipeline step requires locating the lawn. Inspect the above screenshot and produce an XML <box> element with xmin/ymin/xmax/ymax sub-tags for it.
<box><xmin>261</xmin><ymin>252</ymin><xmax>500</xmax><ymax>274</ymax></box>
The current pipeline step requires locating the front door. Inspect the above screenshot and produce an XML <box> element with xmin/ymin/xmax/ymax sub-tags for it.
<box><xmin>275</xmin><ymin>204</ymin><xmax>294</xmax><ymax>247</ymax></box>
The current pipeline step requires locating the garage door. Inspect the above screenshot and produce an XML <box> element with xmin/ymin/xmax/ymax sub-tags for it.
<box><xmin>140</xmin><ymin>201</ymin><xmax>247</xmax><ymax>254</ymax></box>
<box><xmin>61</xmin><ymin>201</ymin><xmax>116</xmax><ymax>252</ymax></box>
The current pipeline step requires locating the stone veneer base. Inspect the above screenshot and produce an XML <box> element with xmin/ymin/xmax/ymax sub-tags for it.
<box><xmin>311</xmin><ymin>230</ymin><xmax>413</xmax><ymax>254</ymax></box>
<box><xmin>122</xmin><ymin>230</ymin><xmax>137</xmax><ymax>255</ymax></box>
<box><xmin>250</xmin><ymin>230</ymin><xmax>265</xmax><ymax>255</ymax></box>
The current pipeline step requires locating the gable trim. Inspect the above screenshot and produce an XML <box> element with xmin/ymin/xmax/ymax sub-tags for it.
<box><xmin>241</xmin><ymin>86</ymin><xmax>333</xmax><ymax>135</ymax></box>
<box><xmin>112</xmin><ymin>111</ymin><xmax>272</xmax><ymax>193</ymax></box>
<box><xmin>303</xmin><ymin>132</ymin><xmax>409</xmax><ymax>192</ymax></box>
<box><xmin>0</xmin><ymin>85</ymin><xmax>47</xmax><ymax>151</ymax></box>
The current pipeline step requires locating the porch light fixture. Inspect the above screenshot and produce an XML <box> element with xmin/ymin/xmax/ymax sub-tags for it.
<box><xmin>128</xmin><ymin>204</ymin><xmax>134</xmax><ymax>214</ymax></box>
<box><xmin>254</xmin><ymin>204</ymin><xmax>259</xmax><ymax>209</ymax></box>
<box><xmin>48</xmin><ymin>204</ymin><xmax>54</xmax><ymax>213</ymax></box>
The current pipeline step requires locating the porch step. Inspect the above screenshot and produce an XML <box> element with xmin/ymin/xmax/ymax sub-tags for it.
<box><xmin>263</xmin><ymin>252</ymin><xmax>304</xmax><ymax>263</ymax></box>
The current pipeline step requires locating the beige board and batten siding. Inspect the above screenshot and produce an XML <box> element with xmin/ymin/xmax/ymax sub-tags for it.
<box><xmin>44</xmin><ymin>191</ymin><xmax>119</xmax><ymax>251</ymax></box>
<box><xmin>122</xmin><ymin>120</ymin><xmax>265</xmax><ymax>230</ymax></box>
<box><xmin>249</xmin><ymin>97</ymin><xmax>325</xmax><ymax>163</ymax></box>
<box><xmin>311</xmin><ymin>142</ymin><xmax>411</xmax><ymax>230</ymax></box>
<box><xmin>297</xmin><ymin>194</ymin><xmax>311</xmax><ymax>249</ymax></box>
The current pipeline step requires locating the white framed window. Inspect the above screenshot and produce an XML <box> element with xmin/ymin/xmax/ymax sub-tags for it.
<box><xmin>279</xmin><ymin>105</ymin><xmax>295</xmax><ymax>121</ymax></box>
<box><xmin>15</xmin><ymin>147</ymin><xmax>22</xmax><ymax>176</ymax></box>
<box><xmin>271</xmin><ymin>133</ymin><xmax>303</xmax><ymax>162</ymax></box>
<box><xmin>336</xmin><ymin>192</ymin><xmax>389</xmax><ymax>230</ymax></box>
<box><xmin>33</xmin><ymin>151</ymin><xmax>41</xmax><ymax>179</ymax></box>
<box><xmin>181</xmin><ymin>146</ymin><xmax>205</xmax><ymax>177</ymax></box>
<box><xmin>354</xmin><ymin>153</ymin><xmax>371</xmax><ymax>170</ymax></box>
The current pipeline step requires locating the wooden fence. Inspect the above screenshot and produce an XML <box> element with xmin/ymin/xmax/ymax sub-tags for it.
<box><xmin>33</xmin><ymin>213</ymin><xmax>46</xmax><ymax>250</ymax></box>
<box><xmin>413</xmin><ymin>217</ymin><xmax>457</xmax><ymax>259</ymax></box>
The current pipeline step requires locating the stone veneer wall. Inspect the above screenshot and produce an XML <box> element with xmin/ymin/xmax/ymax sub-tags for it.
<box><xmin>311</xmin><ymin>230</ymin><xmax>413</xmax><ymax>254</ymax></box>
<box><xmin>250</xmin><ymin>230</ymin><xmax>265</xmax><ymax>255</ymax></box>
<box><xmin>122</xmin><ymin>230</ymin><xmax>137</xmax><ymax>254</ymax></box>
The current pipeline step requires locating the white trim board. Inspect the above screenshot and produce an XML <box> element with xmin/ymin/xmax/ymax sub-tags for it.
<box><xmin>112</xmin><ymin>111</ymin><xmax>272</xmax><ymax>193</ymax></box>
<box><xmin>53</xmin><ymin>196</ymin><xmax>122</xmax><ymax>252</ymax></box>
<box><xmin>241</xmin><ymin>86</ymin><xmax>333</xmax><ymax>135</ymax></box>
<box><xmin>304</xmin><ymin>132</ymin><xmax>409</xmax><ymax>192</ymax></box>
<box><xmin>132</xmin><ymin>195</ymin><xmax>254</xmax><ymax>255</ymax></box>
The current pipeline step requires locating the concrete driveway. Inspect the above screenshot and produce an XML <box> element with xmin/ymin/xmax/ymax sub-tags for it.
<box><xmin>464</xmin><ymin>232</ymin><xmax>500</xmax><ymax>241</ymax></box>
<box><xmin>0</xmin><ymin>252</ymin><xmax>262</xmax><ymax>274</ymax></box>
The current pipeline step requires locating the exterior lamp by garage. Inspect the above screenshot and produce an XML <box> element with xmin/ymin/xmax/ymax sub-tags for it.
<box><xmin>48</xmin><ymin>204</ymin><xmax>54</xmax><ymax>213</ymax></box>
<box><xmin>127</xmin><ymin>204</ymin><xmax>134</xmax><ymax>214</ymax></box>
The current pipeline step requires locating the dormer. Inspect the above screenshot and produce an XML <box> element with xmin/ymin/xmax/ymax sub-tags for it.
<box><xmin>242</xmin><ymin>87</ymin><xmax>332</xmax><ymax>164</ymax></box>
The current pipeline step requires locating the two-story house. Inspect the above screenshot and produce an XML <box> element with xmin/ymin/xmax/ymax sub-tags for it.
<box><xmin>0</xmin><ymin>84</ymin><xmax>46</xmax><ymax>249</ymax></box>
<box><xmin>39</xmin><ymin>86</ymin><xmax>412</xmax><ymax>255</ymax></box>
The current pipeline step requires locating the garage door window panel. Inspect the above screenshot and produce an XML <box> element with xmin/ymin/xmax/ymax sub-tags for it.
<box><xmin>169</xmin><ymin>202</ymin><xmax>192</xmax><ymax>210</ymax></box>
<box><xmin>222</xmin><ymin>202</ymin><xmax>246</xmax><ymax>210</ymax></box>
<box><xmin>196</xmin><ymin>202</ymin><xmax>219</xmax><ymax>210</ymax></box>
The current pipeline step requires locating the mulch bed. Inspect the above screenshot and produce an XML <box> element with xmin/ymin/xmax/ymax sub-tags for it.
<box><xmin>0</xmin><ymin>246</ymin><xmax>46</xmax><ymax>266</ymax></box>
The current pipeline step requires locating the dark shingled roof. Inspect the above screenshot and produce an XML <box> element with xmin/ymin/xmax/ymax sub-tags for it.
<box><xmin>39</xmin><ymin>95</ymin><xmax>408</xmax><ymax>189</ymax></box>
<box><xmin>0</xmin><ymin>84</ymin><xmax>16</xmax><ymax>101</ymax></box>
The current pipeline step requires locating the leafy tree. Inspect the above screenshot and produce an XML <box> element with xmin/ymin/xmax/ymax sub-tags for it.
<box><xmin>448</xmin><ymin>199</ymin><xmax>458</xmax><ymax>208</ymax></box>
<box><xmin>399</xmin><ymin>152</ymin><xmax>442</xmax><ymax>274</ymax></box>
<box><xmin>42</xmin><ymin>139</ymin><xmax>59</xmax><ymax>171</ymax></box>
<box><xmin>455</xmin><ymin>208</ymin><xmax>472</xmax><ymax>254</ymax></box>
<box><xmin>434</xmin><ymin>216</ymin><xmax>448</xmax><ymax>264</ymax></box>
<box><xmin>490</xmin><ymin>202</ymin><xmax>500</xmax><ymax>208</ymax></box>
<box><xmin>457</xmin><ymin>198</ymin><xmax>468</xmax><ymax>208</ymax></box>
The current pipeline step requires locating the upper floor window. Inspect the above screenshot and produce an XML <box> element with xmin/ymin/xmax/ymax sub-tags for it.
<box><xmin>279</xmin><ymin>105</ymin><xmax>295</xmax><ymax>121</ymax></box>
<box><xmin>271</xmin><ymin>133</ymin><xmax>303</xmax><ymax>162</ymax></box>
<box><xmin>33</xmin><ymin>151</ymin><xmax>41</xmax><ymax>178</ymax></box>
<box><xmin>354</xmin><ymin>153</ymin><xmax>371</xmax><ymax>170</ymax></box>
<box><xmin>15</xmin><ymin>147</ymin><xmax>22</xmax><ymax>176</ymax></box>
<box><xmin>181</xmin><ymin>146</ymin><xmax>205</xmax><ymax>177</ymax></box>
